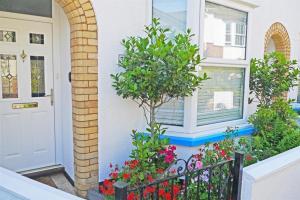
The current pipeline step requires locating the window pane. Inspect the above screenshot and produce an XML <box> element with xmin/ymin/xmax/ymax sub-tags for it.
<box><xmin>0</xmin><ymin>0</ymin><xmax>52</xmax><ymax>18</ymax></box>
<box><xmin>153</xmin><ymin>0</ymin><xmax>187</xmax><ymax>33</ymax></box>
<box><xmin>31</xmin><ymin>56</ymin><xmax>45</xmax><ymax>97</ymax></box>
<box><xmin>197</xmin><ymin>67</ymin><xmax>245</xmax><ymax>126</ymax></box>
<box><xmin>1</xmin><ymin>54</ymin><xmax>18</xmax><ymax>98</ymax></box>
<box><xmin>204</xmin><ymin>2</ymin><xmax>248</xmax><ymax>60</ymax></box>
<box><xmin>156</xmin><ymin>98</ymin><xmax>184</xmax><ymax>126</ymax></box>
<box><xmin>0</xmin><ymin>30</ymin><xmax>16</xmax><ymax>42</ymax></box>
<box><xmin>30</xmin><ymin>33</ymin><xmax>44</xmax><ymax>44</ymax></box>
<box><xmin>152</xmin><ymin>0</ymin><xmax>186</xmax><ymax>126</ymax></box>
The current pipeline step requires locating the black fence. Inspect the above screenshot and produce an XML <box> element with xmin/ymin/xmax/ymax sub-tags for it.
<box><xmin>113</xmin><ymin>152</ymin><xmax>244</xmax><ymax>200</ymax></box>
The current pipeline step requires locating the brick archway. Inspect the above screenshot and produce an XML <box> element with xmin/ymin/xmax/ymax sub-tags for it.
<box><xmin>264</xmin><ymin>22</ymin><xmax>291</xmax><ymax>59</ymax></box>
<box><xmin>55</xmin><ymin>0</ymin><xmax>98</xmax><ymax>197</ymax></box>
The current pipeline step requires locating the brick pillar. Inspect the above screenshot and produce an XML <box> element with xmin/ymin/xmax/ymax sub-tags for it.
<box><xmin>55</xmin><ymin>0</ymin><xmax>99</xmax><ymax>197</ymax></box>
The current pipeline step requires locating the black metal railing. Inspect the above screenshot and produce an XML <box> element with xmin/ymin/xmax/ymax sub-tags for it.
<box><xmin>113</xmin><ymin>152</ymin><xmax>244</xmax><ymax>200</ymax></box>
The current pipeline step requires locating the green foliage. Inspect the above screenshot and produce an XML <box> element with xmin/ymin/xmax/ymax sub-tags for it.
<box><xmin>249</xmin><ymin>52</ymin><xmax>299</xmax><ymax>107</ymax></box>
<box><xmin>249</xmin><ymin>98</ymin><xmax>300</xmax><ymax>160</ymax></box>
<box><xmin>130</xmin><ymin>123</ymin><xmax>171</xmax><ymax>171</ymax></box>
<box><xmin>111</xmin><ymin>18</ymin><xmax>208</xmax><ymax>129</ymax></box>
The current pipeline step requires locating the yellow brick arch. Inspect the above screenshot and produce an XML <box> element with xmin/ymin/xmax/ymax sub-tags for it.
<box><xmin>264</xmin><ymin>22</ymin><xmax>291</xmax><ymax>59</ymax></box>
<box><xmin>55</xmin><ymin>0</ymin><xmax>98</xmax><ymax>197</ymax></box>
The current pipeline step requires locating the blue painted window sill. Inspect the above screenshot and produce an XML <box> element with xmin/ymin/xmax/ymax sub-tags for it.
<box><xmin>158</xmin><ymin>125</ymin><xmax>255</xmax><ymax>147</ymax></box>
<box><xmin>291</xmin><ymin>103</ymin><xmax>300</xmax><ymax>112</ymax></box>
<box><xmin>150</xmin><ymin>104</ymin><xmax>298</xmax><ymax>147</ymax></box>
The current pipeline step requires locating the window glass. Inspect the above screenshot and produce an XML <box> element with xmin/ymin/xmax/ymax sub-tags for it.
<box><xmin>0</xmin><ymin>30</ymin><xmax>16</xmax><ymax>43</ymax></box>
<box><xmin>31</xmin><ymin>56</ymin><xmax>45</xmax><ymax>97</ymax></box>
<box><xmin>153</xmin><ymin>0</ymin><xmax>187</xmax><ymax>126</ymax></box>
<box><xmin>1</xmin><ymin>54</ymin><xmax>18</xmax><ymax>98</ymax></box>
<box><xmin>204</xmin><ymin>2</ymin><xmax>248</xmax><ymax>60</ymax></box>
<box><xmin>156</xmin><ymin>98</ymin><xmax>184</xmax><ymax>126</ymax></box>
<box><xmin>0</xmin><ymin>0</ymin><xmax>52</xmax><ymax>18</ymax></box>
<box><xmin>30</xmin><ymin>33</ymin><xmax>44</xmax><ymax>45</ymax></box>
<box><xmin>197</xmin><ymin>67</ymin><xmax>245</xmax><ymax>126</ymax></box>
<box><xmin>153</xmin><ymin>0</ymin><xmax>187</xmax><ymax>33</ymax></box>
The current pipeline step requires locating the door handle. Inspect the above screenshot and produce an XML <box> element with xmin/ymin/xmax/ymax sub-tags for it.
<box><xmin>45</xmin><ymin>89</ymin><xmax>54</xmax><ymax>106</ymax></box>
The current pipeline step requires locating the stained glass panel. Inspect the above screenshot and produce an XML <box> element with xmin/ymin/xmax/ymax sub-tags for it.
<box><xmin>0</xmin><ymin>54</ymin><xmax>18</xmax><ymax>98</ymax></box>
<box><xmin>0</xmin><ymin>30</ymin><xmax>16</xmax><ymax>42</ymax></box>
<box><xmin>31</xmin><ymin>56</ymin><xmax>45</xmax><ymax>97</ymax></box>
<box><xmin>30</xmin><ymin>33</ymin><xmax>44</xmax><ymax>44</ymax></box>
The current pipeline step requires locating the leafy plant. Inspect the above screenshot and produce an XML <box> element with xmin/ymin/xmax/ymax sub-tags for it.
<box><xmin>111</xmin><ymin>18</ymin><xmax>208</xmax><ymax>133</ymax></box>
<box><xmin>249</xmin><ymin>98</ymin><xmax>300</xmax><ymax>160</ymax></box>
<box><xmin>249</xmin><ymin>52</ymin><xmax>299</xmax><ymax>107</ymax></box>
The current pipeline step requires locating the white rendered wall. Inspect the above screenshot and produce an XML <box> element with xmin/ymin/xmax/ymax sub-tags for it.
<box><xmin>92</xmin><ymin>0</ymin><xmax>149</xmax><ymax>181</ymax></box>
<box><xmin>89</xmin><ymin>0</ymin><xmax>300</xmax><ymax>180</ymax></box>
<box><xmin>247</xmin><ymin>0</ymin><xmax>300</xmax><ymax>115</ymax></box>
<box><xmin>53</xmin><ymin>3</ymin><xmax>74</xmax><ymax>179</ymax></box>
<box><xmin>59</xmin><ymin>9</ymin><xmax>74</xmax><ymax>180</ymax></box>
<box><xmin>242</xmin><ymin>147</ymin><xmax>300</xmax><ymax>200</ymax></box>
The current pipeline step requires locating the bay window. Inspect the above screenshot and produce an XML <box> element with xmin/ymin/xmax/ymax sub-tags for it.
<box><xmin>152</xmin><ymin>0</ymin><xmax>250</xmax><ymax>133</ymax></box>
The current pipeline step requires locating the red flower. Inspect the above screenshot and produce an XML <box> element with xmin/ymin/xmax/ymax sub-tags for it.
<box><xmin>173</xmin><ymin>184</ymin><xmax>181</xmax><ymax>196</ymax></box>
<box><xmin>162</xmin><ymin>181</ymin><xmax>169</xmax><ymax>187</ymax></box>
<box><xmin>213</xmin><ymin>143</ymin><xmax>220</xmax><ymax>151</ymax></box>
<box><xmin>220</xmin><ymin>150</ymin><xmax>226</xmax><ymax>157</ymax></box>
<box><xmin>109</xmin><ymin>163</ymin><xmax>113</xmax><ymax>168</ymax></box>
<box><xmin>129</xmin><ymin>160</ymin><xmax>139</xmax><ymax>169</ymax></box>
<box><xmin>157</xmin><ymin>168</ymin><xmax>164</xmax><ymax>174</ymax></box>
<box><xmin>147</xmin><ymin>175</ymin><xmax>154</xmax><ymax>183</ymax></box>
<box><xmin>143</xmin><ymin>186</ymin><xmax>155</xmax><ymax>197</ymax></box>
<box><xmin>103</xmin><ymin>179</ymin><xmax>113</xmax><ymax>187</ymax></box>
<box><xmin>158</xmin><ymin>189</ymin><xmax>165</xmax><ymax>197</ymax></box>
<box><xmin>127</xmin><ymin>192</ymin><xmax>136</xmax><ymax>200</ymax></box>
<box><xmin>123</xmin><ymin>173</ymin><xmax>130</xmax><ymax>180</ymax></box>
<box><xmin>165</xmin><ymin>192</ymin><xmax>171</xmax><ymax>200</ymax></box>
<box><xmin>110</xmin><ymin>171</ymin><xmax>118</xmax><ymax>179</ymax></box>
<box><xmin>246</xmin><ymin>154</ymin><xmax>253</xmax><ymax>161</ymax></box>
<box><xmin>100</xmin><ymin>179</ymin><xmax>115</xmax><ymax>196</ymax></box>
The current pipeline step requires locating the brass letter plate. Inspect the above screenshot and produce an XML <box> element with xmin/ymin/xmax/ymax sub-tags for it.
<box><xmin>12</xmin><ymin>102</ymin><xmax>38</xmax><ymax>109</ymax></box>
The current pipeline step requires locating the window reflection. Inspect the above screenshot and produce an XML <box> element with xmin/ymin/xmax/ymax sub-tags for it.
<box><xmin>204</xmin><ymin>2</ymin><xmax>248</xmax><ymax>60</ymax></box>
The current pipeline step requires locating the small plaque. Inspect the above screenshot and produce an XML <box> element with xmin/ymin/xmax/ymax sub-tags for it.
<box><xmin>12</xmin><ymin>102</ymin><xmax>38</xmax><ymax>109</ymax></box>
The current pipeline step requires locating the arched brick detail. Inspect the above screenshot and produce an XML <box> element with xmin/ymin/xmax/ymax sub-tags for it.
<box><xmin>264</xmin><ymin>22</ymin><xmax>291</xmax><ymax>59</ymax></box>
<box><xmin>55</xmin><ymin>0</ymin><xmax>98</xmax><ymax>197</ymax></box>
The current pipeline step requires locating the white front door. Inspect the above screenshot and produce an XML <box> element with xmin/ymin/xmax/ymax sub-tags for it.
<box><xmin>0</xmin><ymin>17</ymin><xmax>55</xmax><ymax>172</ymax></box>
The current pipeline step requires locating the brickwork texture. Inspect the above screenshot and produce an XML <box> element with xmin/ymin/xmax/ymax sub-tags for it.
<box><xmin>55</xmin><ymin>0</ymin><xmax>98</xmax><ymax>197</ymax></box>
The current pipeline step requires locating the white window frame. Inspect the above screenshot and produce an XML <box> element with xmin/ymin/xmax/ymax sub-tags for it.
<box><xmin>148</xmin><ymin>0</ymin><xmax>254</xmax><ymax>134</ymax></box>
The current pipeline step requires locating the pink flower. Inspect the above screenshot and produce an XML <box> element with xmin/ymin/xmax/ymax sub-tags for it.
<box><xmin>169</xmin><ymin>145</ymin><xmax>176</xmax><ymax>151</ymax></box>
<box><xmin>164</xmin><ymin>154</ymin><xmax>175</xmax><ymax>163</ymax></box>
<box><xmin>195</xmin><ymin>161</ymin><xmax>203</xmax><ymax>169</ymax></box>
<box><xmin>220</xmin><ymin>150</ymin><xmax>226</xmax><ymax>157</ymax></box>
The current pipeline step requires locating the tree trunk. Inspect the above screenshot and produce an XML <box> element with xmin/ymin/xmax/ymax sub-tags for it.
<box><xmin>149</xmin><ymin>103</ymin><xmax>156</xmax><ymax>136</ymax></box>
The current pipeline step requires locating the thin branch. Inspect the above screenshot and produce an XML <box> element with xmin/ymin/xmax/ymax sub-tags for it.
<box><xmin>132</xmin><ymin>99</ymin><xmax>150</xmax><ymax>125</ymax></box>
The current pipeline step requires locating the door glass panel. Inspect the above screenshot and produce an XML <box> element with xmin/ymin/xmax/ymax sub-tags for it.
<box><xmin>31</xmin><ymin>56</ymin><xmax>45</xmax><ymax>97</ymax></box>
<box><xmin>0</xmin><ymin>30</ymin><xmax>16</xmax><ymax>42</ymax></box>
<box><xmin>30</xmin><ymin>33</ymin><xmax>44</xmax><ymax>44</ymax></box>
<box><xmin>0</xmin><ymin>54</ymin><xmax>18</xmax><ymax>98</ymax></box>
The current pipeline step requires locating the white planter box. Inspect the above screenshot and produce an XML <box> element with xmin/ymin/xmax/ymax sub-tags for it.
<box><xmin>0</xmin><ymin>167</ymin><xmax>83</xmax><ymax>200</ymax></box>
<box><xmin>242</xmin><ymin>146</ymin><xmax>300</xmax><ymax>200</ymax></box>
